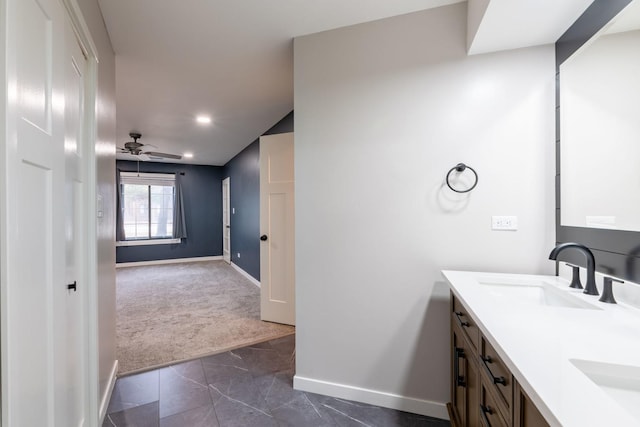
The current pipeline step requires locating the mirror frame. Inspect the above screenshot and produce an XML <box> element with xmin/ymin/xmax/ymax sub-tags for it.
<box><xmin>555</xmin><ymin>0</ymin><xmax>640</xmax><ymax>282</ymax></box>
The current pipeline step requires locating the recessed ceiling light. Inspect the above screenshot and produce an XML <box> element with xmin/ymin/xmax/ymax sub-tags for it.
<box><xmin>196</xmin><ymin>115</ymin><xmax>211</xmax><ymax>124</ymax></box>
<box><xmin>183</xmin><ymin>152</ymin><xmax>194</xmax><ymax>159</ymax></box>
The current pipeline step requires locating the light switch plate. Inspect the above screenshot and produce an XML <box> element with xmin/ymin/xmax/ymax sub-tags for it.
<box><xmin>492</xmin><ymin>216</ymin><xmax>518</xmax><ymax>231</ymax></box>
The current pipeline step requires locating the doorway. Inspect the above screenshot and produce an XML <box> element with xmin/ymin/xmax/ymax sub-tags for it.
<box><xmin>222</xmin><ymin>177</ymin><xmax>231</xmax><ymax>264</ymax></box>
<box><xmin>259</xmin><ymin>132</ymin><xmax>295</xmax><ymax>326</ymax></box>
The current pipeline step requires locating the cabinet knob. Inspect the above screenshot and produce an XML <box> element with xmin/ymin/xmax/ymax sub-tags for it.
<box><xmin>493</xmin><ymin>376</ymin><xmax>507</xmax><ymax>386</ymax></box>
<box><xmin>480</xmin><ymin>404</ymin><xmax>494</xmax><ymax>425</ymax></box>
<box><xmin>454</xmin><ymin>312</ymin><xmax>470</xmax><ymax>327</ymax></box>
<box><xmin>481</xmin><ymin>355</ymin><xmax>507</xmax><ymax>387</ymax></box>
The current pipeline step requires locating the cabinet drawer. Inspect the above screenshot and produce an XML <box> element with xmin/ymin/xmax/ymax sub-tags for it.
<box><xmin>480</xmin><ymin>379</ymin><xmax>509</xmax><ymax>427</ymax></box>
<box><xmin>480</xmin><ymin>336</ymin><xmax>513</xmax><ymax>419</ymax></box>
<box><xmin>452</xmin><ymin>294</ymin><xmax>480</xmax><ymax>351</ymax></box>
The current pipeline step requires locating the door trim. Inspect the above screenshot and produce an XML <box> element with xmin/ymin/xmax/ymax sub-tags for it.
<box><xmin>222</xmin><ymin>177</ymin><xmax>231</xmax><ymax>264</ymax></box>
<box><xmin>61</xmin><ymin>1</ymin><xmax>101</xmax><ymax>423</ymax></box>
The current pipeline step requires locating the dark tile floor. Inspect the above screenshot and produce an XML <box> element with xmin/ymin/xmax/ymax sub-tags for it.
<box><xmin>103</xmin><ymin>335</ymin><xmax>450</xmax><ymax>427</ymax></box>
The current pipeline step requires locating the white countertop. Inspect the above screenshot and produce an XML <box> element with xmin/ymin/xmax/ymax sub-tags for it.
<box><xmin>442</xmin><ymin>270</ymin><xmax>640</xmax><ymax>427</ymax></box>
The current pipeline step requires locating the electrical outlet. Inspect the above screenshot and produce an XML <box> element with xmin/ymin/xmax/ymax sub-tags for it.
<box><xmin>237</xmin><ymin>253</ymin><xmax>240</xmax><ymax>258</ymax></box>
<box><xmin>492</xmin><ymin>216</ymin><xmax>518</xmax><ymax>231</ymax></box>
<box><xmin>232</xmin><ymin>208</ymin><xmax>235</xmax><ymax>214</ymax></box>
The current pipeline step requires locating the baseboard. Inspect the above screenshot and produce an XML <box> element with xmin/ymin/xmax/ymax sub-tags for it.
<box><xmin>230</xmin><ymin>262</ymin><xmax>261</xmax><ymax>287</ymax></box>
<box><xmin>116</xmin><ymin>256</ymin><xmax>223</xmax><ymax>268</ymax></box>
<box><xmin>293</xmin><ymin>375</ymin><xmax>450</xmax><ymax>421</ymax></box>
<box><xmin>99</xmin><ymin>359</ymin><xmax>119</xmax><ymax>423</ymax></box>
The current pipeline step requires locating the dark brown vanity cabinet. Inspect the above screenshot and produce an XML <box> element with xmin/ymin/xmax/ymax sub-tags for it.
<box><xmin>513</xmin><ymin>383</ymin><xmax>549</xmax><ymax>427</ymax></box>
<box><xmin>449</xmin><ymin>293</ymin><xmax>549</xmax><ymax>427</ymax></box>
<box><xmin>451</xmin><ymin>319</ymin><xmax>480</xmax><ymax>427</ymax></box>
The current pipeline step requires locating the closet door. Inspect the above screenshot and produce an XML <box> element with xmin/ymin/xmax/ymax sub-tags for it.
<box><xmin>2</xmin><ymin>0</ymin><xmax>90</xmax><ymax>425</ymax></box>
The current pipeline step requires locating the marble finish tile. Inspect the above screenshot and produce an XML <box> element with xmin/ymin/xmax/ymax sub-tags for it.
<box><xmin>107</xmin><ymin>370</ymin><xmax>159</xmax><ymax>413</ymax></box>
<box><xmin>159</xmin><ymin>360</ymin><xmax>212</xmax><ymax>418</ymax></box>
<box><xmin>255</xmin><ymin>369</ymin><xmax>301</xmax><ymax>410</ymax></box>
<box><xmin>310</xmin><ymin>395</ymin><xmax>450</xmax><ymax>427</ymax></box>
<box><xmin>232</xmin><ymin>341</ymin><xmax>290</xmax><ymax>377</ymax></box>
<box><xmin>104</xmin><ymin>401</ymin><xmax>159</xmax><ymax>427</ymax></box>
<box><xmin>201</xmin><ymin>350</ymin><xmax>252</xmax><ymax>385</ymax></box>
<box><xmin>209</xmin><ymin>374</ymin><xmax>270</xmax><ymax>413</ymax></box>
<box><xmin>105</xmin><ymin>336</ymin><xmax>450</xmax><ymax>427</ymax></box>
<box><xmin>159</xmin><ymin>403</ymin><xmax>219</xmax><ymax>427</ymax></box>
<box><xmin>269</xmin><ymin>334</ymin><xmax>295</xmax><ymax>359</ymax></box>
<box><xmin>269</xmin><ymin>334</ymin><xmax>296</xmax><ymax>371</ymax></box>
<box><xmin>270</xmin><ymin>394</ymin><xmax>337</xmax><ymax>427</ymax></box>
<box><xmin>211</xmin><ymin>391</ymin><xmax>279</xmax><ymax>427</ymax></box>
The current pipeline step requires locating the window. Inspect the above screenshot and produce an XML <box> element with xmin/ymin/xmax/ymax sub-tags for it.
<box><xmin>120</xmin><ymin>172</ymin><xmax>175</xmax><ymax>240</ymax></box>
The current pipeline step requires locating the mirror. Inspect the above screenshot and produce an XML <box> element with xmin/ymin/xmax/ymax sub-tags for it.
<box><xmin>556</xmin><ymin>0</ymin><xmax>640</xmax><ymax>284</ymax></box>
<box><xmin>560</xmin><ymin>0</ymin><xmax>640</xmax><ymax>231</ymax></box>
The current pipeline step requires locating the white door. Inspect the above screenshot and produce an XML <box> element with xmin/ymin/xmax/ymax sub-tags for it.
<box><xmin>61</xmin><ymin>15</ymin><xmax>88</xmax><ymax>427</ymax></box>
<box><xmin>1</xmin><ymin>0</ymin><xmax>88</xmax><ymax>425</ymax></box>
<box><xmin>260</xmin><ymin>133</ymin><xmax>295</xmax><ymax>325</ymax></box>
<box><xmin>222</xmin><ymin>177</ymin><xmax>231</xmax><ymax>264</ymax></box>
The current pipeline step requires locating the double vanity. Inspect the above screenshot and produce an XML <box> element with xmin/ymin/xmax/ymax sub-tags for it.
<box><xmin>443</xmin><ymin>269</ymin><xmax>640</xmax><ymax>426</ymax></box>
<box><xmin>442</xmin><ymin>0</ymin><xmax>640</xmax><ymax>425</ymax></box>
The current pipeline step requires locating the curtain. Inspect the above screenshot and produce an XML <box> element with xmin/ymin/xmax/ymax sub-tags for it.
<box><xmin>173</xmin><ymin>173</ymin><xmax>187</xmax><ymax>239</ymax></box>
<box><xmin>115</xmin><ymin>169</ymin><xmax>126</xmax><ymax>241</ymax></box>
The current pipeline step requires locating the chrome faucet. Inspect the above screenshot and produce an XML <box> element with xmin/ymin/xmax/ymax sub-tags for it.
<box><xmin>549</xmin><ymin>243</ymin><xmax>598</xmax><ymax>296</ymax></box>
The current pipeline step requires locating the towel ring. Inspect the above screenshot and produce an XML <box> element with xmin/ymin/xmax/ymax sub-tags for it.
<box><xmin>446</xmin><ymin>163</ymin><xmax>478</xmax><ymax>193</ymax></box>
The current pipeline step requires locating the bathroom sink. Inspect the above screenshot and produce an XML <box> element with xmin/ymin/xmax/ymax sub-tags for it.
<box><xmin>571</xmin><ymin>359</ymin><xmax>640</xmax><ymax>422</ymax></box>
<box><xmin>478</xmin><ymin>280</ymin><xmax>600</xmax><ymax>310</ymax></box>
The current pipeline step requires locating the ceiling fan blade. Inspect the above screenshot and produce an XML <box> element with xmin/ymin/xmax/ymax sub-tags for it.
<box><xmin>137</xmin><ymin>153</ymin><xmax>151</xmax><ymax>161</ymax></box>
<box><xmin>143</xmin><ymin>151</ymin><xmax>182</xmax><ymax>160</ymax></box>
<box><xmin>118</xmin><ymin>152</ymin><xmax>139</xmax><ymax>159</ymax></box>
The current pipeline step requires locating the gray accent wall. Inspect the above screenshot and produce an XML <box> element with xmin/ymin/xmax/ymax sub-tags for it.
<box><xmin>223</xmin><ymin>111</ymin><xmax>294</xmax><ymax>280</ymax></box>
<box><xmin>116</xmin><ymin>160</ymin><xmax>224</xmax><ymax>263</ymax></box>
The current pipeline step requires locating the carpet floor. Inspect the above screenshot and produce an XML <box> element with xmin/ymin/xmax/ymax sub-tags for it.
<box><xmin>116</xmin><ymin>260</ymin><xmax>294</xmax><ymax>374</ymax></box>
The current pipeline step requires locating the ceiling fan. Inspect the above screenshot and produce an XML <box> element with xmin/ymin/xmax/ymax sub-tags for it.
<box><xmin>118</xmin><ymin>132</ymin><xmax>182</xmax><ymax>160</ymax></box>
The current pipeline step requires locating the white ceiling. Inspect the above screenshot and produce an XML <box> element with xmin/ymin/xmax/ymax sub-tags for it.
<box><xmin>99</xmin><ymin>0</ymin><xmax>599</xmax><ymax>166</ymax></box>
<box><xmin>467</xmin><ymin>0</ymin><xmax>594</xmax><ymax>55</ymax></box>
<box><xmin>99</xmin><ymin>0</ymin><xmax>464</xmax><ymax>165</ymax></box>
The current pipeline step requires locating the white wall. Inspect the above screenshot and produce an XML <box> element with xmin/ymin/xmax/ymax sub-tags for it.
<box><xmin>467</xmin><ymin>0</ymin><xmax>490</xmax><ymax>50</ymax></box>
<box><xmin>294</xmin><ymin>3</ymin><xmax>555</xmax><ymax>418</ymax></box>
<box><xmin>76</xmin><ymin>0</ymin><xmax>117</xmax><ymax>417</ymax></box>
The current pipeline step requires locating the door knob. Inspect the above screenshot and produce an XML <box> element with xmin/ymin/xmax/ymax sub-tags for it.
<box><xmin>260</xmin><ymin>235</ymin><xmax>268</xmax><ymax>241</ymax></box>
<box><xmin>67</xmin><ymin>281</ymin><xmax>77</xmax><ymax>292</ymax></box>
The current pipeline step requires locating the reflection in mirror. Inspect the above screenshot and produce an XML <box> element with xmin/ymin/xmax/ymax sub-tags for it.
<box><xmin>560</xmin><ymin>0</ymin><xmax>640</xmax><ymax>231</ymax></box>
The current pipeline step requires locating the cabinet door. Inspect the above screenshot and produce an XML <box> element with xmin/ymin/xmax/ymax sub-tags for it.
<box><xmin>514</xmin><ymin>382</ymin><xmax>550</xmax><ymax>427</ymax></box>
<box><xmin>452</xmin><ymin>321</ymin><xmax>481</xmax><ymax>427</ymax></box>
